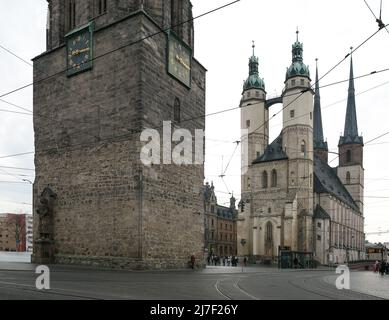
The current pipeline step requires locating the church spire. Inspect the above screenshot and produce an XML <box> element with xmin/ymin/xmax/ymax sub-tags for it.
<box><xmin>313</xmin><ymin>59</ymin><xmax>328</xmax><ymax>162</ymax></box>
<box><xmin>339</xmin><ymin>49</ymin><xmax>363</xmax><ymax>146</ymax></box>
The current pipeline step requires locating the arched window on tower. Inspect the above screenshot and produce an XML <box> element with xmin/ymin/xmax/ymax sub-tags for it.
<box><xmin>346</xmin><ymin>150</ymin><xmax>352</xmax><ymax>163</ymax></box>
<box><xmin>265</xmin><ymin>221</ymin><xmax>273</xmax><ymax>242</ymax></box>
<box><xmin>171</xmin><ymin>0</ymin><xmax>183</xmax><ymax>37</ymax></box>
<box><xmin>66</xmin><ymin>0</ymin><xmax>76</xmax><ymax>32</ymax></box>
<box><xmin>301</xmin><ymin>140</ymin><xmax>307</xmax><ymax>158</ymax></box>
<box><xmin>262</xmin><ymin>171</ymin><xmax>268</xmax><ymax>189</ymax></box>
<box><xmin>346</xmin><ymin>172</ymin><xmax>351</xmax><ymax>184</ymax></box>
<box><xmin>271</xmin><ymin>169</ymin><xmax>277</xmax><ymax>187</ymax></box>
<box><xmin>174</xmin><ymin>98</ymin><xmax>181</xmax><ymax>123</ymax></box>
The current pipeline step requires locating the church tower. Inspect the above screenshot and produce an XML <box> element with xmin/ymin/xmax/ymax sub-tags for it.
<box><xmin>33</xmin><ymin>0</ymin><xmax>206</xmax><ymax>268</ymax></box>
<box><xmin>337</xmin><ymin>55</ymin><xmax>364</xmax><ymax>214</ymax></box>
<box><xmin>282</xmin><ymin>31</ymin><xmax>314</xmax><ymax>252</ymax></box>
<box><xmin>313</xmin><ymin>60</ymin><xmax>328</xmax><ymax>162</ymax></box>
<box><xmin>240</xmin><ymin>43</ymin><xmax>268</xmax><ymax>193</ymax></box>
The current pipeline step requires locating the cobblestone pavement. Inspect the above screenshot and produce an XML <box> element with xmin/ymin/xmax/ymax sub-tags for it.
<box><xmin>0</xmin><ymin>263</ymin><xmax>387</xmax><ymax>300</ymax></box>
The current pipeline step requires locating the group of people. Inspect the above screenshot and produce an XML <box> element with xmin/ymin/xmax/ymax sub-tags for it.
<box><xmin>373</xmin><ymin>260</ymin><xmax>389</xmax><ymax>275</ymax></box>
<box><xmin>207</xmin><ymin>254</ymin><xmax>247</xmax><ymax>267</ymax></box>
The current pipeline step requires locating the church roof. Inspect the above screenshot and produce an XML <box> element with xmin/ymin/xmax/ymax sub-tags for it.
<box><xmin>314</xmin><ymin>205</ymin><xmax>331</xmax><ymax>220</ymax></box>
<box><xmin>314</xmin><ymin>156</ymin><xmax>359</xmax><ymax>212</ymax></box>
<box><xmin>252</xmin><ymin>134</ymin><xmax>288</xmax><ymax>164</ymax></box>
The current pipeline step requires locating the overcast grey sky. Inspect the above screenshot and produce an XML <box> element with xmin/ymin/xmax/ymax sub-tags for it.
<box><xmin>0</xmin><ymin>0</ymin><xmax>388</xmax><ymax>243</ymax></box>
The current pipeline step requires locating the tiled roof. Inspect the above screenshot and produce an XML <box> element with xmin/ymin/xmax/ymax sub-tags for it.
<box><xmin>253</xmin><ymin>134</ymin><xmax>288</xmax><ymax>164</ymax></box>
<box><xmin>314</xmin><ymin>156</ymin><xmax>359</xmax><ymax>212</ymax></box>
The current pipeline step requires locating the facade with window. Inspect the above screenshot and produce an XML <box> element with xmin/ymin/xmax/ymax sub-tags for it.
<box><xmin>203</xmin><ymin>182</ymin><xmax>238</xmax><ymax>257</ymax></box>
<box><xmin>238</xmin><ymin>34</ymin><xmax>365</xmax><ymax>266</ymax></box>
<box><xmin>0</xmin><ymin>213</ymin><xmax>30</xmax><ymax>252</ymax></box>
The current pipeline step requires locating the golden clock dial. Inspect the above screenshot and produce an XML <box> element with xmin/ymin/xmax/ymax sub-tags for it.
<box><xmin>167</xmin><ymin>33</ymin><xmax>192</xmax><ymax>88</ymax></box>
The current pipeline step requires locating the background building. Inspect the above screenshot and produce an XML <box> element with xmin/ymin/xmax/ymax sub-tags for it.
<box><xmin>238</xmin><ymin>35</ymin><xmax>365</xmax><ymax>265</ymax></box>
<box><xmin>203</xmin><ymin>182</ymin><xmax>237</xmax><ymax>257</ymax></box>
<box><xmin>0</xmin><ymin>213</ymin><xmax>30</xmax><ymax>252</ymax></box>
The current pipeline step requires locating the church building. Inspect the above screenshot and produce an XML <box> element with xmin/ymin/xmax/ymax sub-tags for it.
<box><xmin>237</xmin><ymin>32</ymin><xmax>365</xmax><ymax>265</ymax></box>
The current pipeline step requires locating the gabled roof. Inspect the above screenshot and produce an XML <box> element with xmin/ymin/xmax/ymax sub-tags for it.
<box><xmin>253</xmin><ymin>134</ymin><xmax>288</xmax><ymax>164</ymax></box>
<box><xmin>314</xmin><ymin>205</ymin><xmax>331</xmax><ymax>220</ymax></box>
<box><xmin>314</xmin><ymin>156</ymin><xmax>359</xmax><ymax>212</ymax></box>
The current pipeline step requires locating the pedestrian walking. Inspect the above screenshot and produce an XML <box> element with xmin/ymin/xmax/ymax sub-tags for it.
<box><xmin>379</xmin><ymin>260</ymin><xmax>386</xmax><ymax>276</ymax></box>
<box><xmin>374</xmin><ymin>260</ymin><xmax>379</xmax><ymax>273</ymax></box>
<box><xmin>190</xmin><ymin>254</ymin><xmax>196</xmax><ymax>270</ymax></box>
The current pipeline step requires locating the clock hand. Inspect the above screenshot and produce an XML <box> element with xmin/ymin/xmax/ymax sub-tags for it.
<box><xmin>72</xmin><ymin>47</ymin><xmax>90</xmax><ymax>56</ymax></box>
<box><xmin>175</xmin><ymin>54</ymin><xmax>190</xmax><ymax>71</ymax></box>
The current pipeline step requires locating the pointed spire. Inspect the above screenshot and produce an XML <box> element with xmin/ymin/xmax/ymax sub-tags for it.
<box><xmin>339</xmin><ymin>48</ymin><xmax>363</xmax><ymax>146</ymax></box>
<box><xmin>249</xmin><ymin>41</ymin><xmax>259</xmax><ymax>76</ymax></box>
<box><xmin>313</xmin><ymin>59</ymin><xmax>328</xmax><ymax>153</ymax></box>
<box><xmin>344</xmin><ymin>48</ymin><xmax>358</xmax><ymax>136</ymax></box>
<box><xmin>296</xmin><ymin>27</ymin><xmax>299</xmax><ymax>42</ymax></box>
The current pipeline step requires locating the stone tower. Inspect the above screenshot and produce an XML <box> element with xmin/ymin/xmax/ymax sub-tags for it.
<box><xmin>240</xmin><ymin>43</ymin><xmax>268</xmax><ymax>194</ymax></box>
<box><xmin>337</xmin><ymin>55</ymin><xmax>364</xmax><ymax>214</ymax></box>
<box><xmin>33</xmin><ymin>0</ymin><xmax>206</xmax><ymax>269</ymax></box>
<box><xmin>313</xmin><ymin>60</ymin><xmax>329</xmax><ymax>163</ymax></box>
<box><xmin>282</xmin><ymin>31</ymin><xmax>314</xmax><ymax>252</ymax></box>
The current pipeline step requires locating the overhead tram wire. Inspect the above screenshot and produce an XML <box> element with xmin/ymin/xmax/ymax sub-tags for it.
<box><xmin>0</xmin><ymin>0</ymin><xmax>241</xmax><ymax>100</ymax></box>
<box><xmin>2</xmin><ymin>63</ymin><xmax>389</xmax><ymax>155</ymax></box>
<box><xmin>1</xmin><ymin>23</ymin><xmax>388</xmax><ymax>161</ymax></box>
<box><xmin>363</xmin><ymin>0</ymin><xmax>389</xmax><ymax>34</ymax></box>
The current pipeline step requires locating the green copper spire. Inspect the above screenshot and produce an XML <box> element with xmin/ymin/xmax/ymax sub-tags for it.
<box><xmin>286</xmin><ymin>29</ymin><xmax>310</xmax><ymax>81</ymax></box>
<box><xmin>243</xmin><ymin>41</ymin><xmax>265</xmax><ymax>92</ymax></box>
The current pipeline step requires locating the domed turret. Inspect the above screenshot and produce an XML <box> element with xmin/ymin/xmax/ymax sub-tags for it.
<box><xmin>243</xmin><ymin>42</ymin><xmax>265</xmax><ymax>92</ymax></box>
<box><xmin>285</xmin><ymin>30</ymin><xmax>310</xmax><ymax>81</ymax></box>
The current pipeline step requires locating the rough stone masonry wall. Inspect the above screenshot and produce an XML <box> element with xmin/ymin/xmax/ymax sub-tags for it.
<box><xmin>138</xmin><ymin>14</ymin><xmax>206</xmax><ymax>268</ymax></box>
<box><xmin>33</xmin><ymin>11</ymin><xmax>205</xmax><ymax>269</ymax></box>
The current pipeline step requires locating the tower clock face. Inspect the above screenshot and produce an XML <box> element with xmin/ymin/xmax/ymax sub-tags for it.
<box><xmin>66</xmin><ymin>23</ymin><xmax>93</xmax><ymax>77</ymax></box>
<box><xmin>167</xmin><ymin>32</ymin><xmax>192</xmax><ymax>88</ymax></box>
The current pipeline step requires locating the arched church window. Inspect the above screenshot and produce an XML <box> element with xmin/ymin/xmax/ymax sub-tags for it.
<box><xmin>271</xmin><ymin>169</ymin><xmax>277</xmax><ymax>187</ymax></box>
<box><xmin>301</xmin><ymin>140</ymin><xmax>307</xmax><ymax>158</ymax></box>
<box><xmin>174</xmin><ymin>98</ymin><xmax>181</xmax><ymax>123</ymax></box>
<box><xmin>262</xmin><ymin>171</ymin><xmax>268</xmax><ymax>189</ymax></box>
<box><xmin>265</xmin><ymin>221</ymin><xmax>273</xmax><ymax>242</ymax></box>
<box><xmin>346</xmin><ymin>150</ymin><xmax>352</xmax><ymax>163</ymax></box>
<box><xmin>346</xmin><ymin>172</ymin><xmax>351</xmax><ymax>184</ymax></box>
<box><xmin>268</xmin><ymin>207</ymin><xmax>272</xmax><ymax>214</ymax></box>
